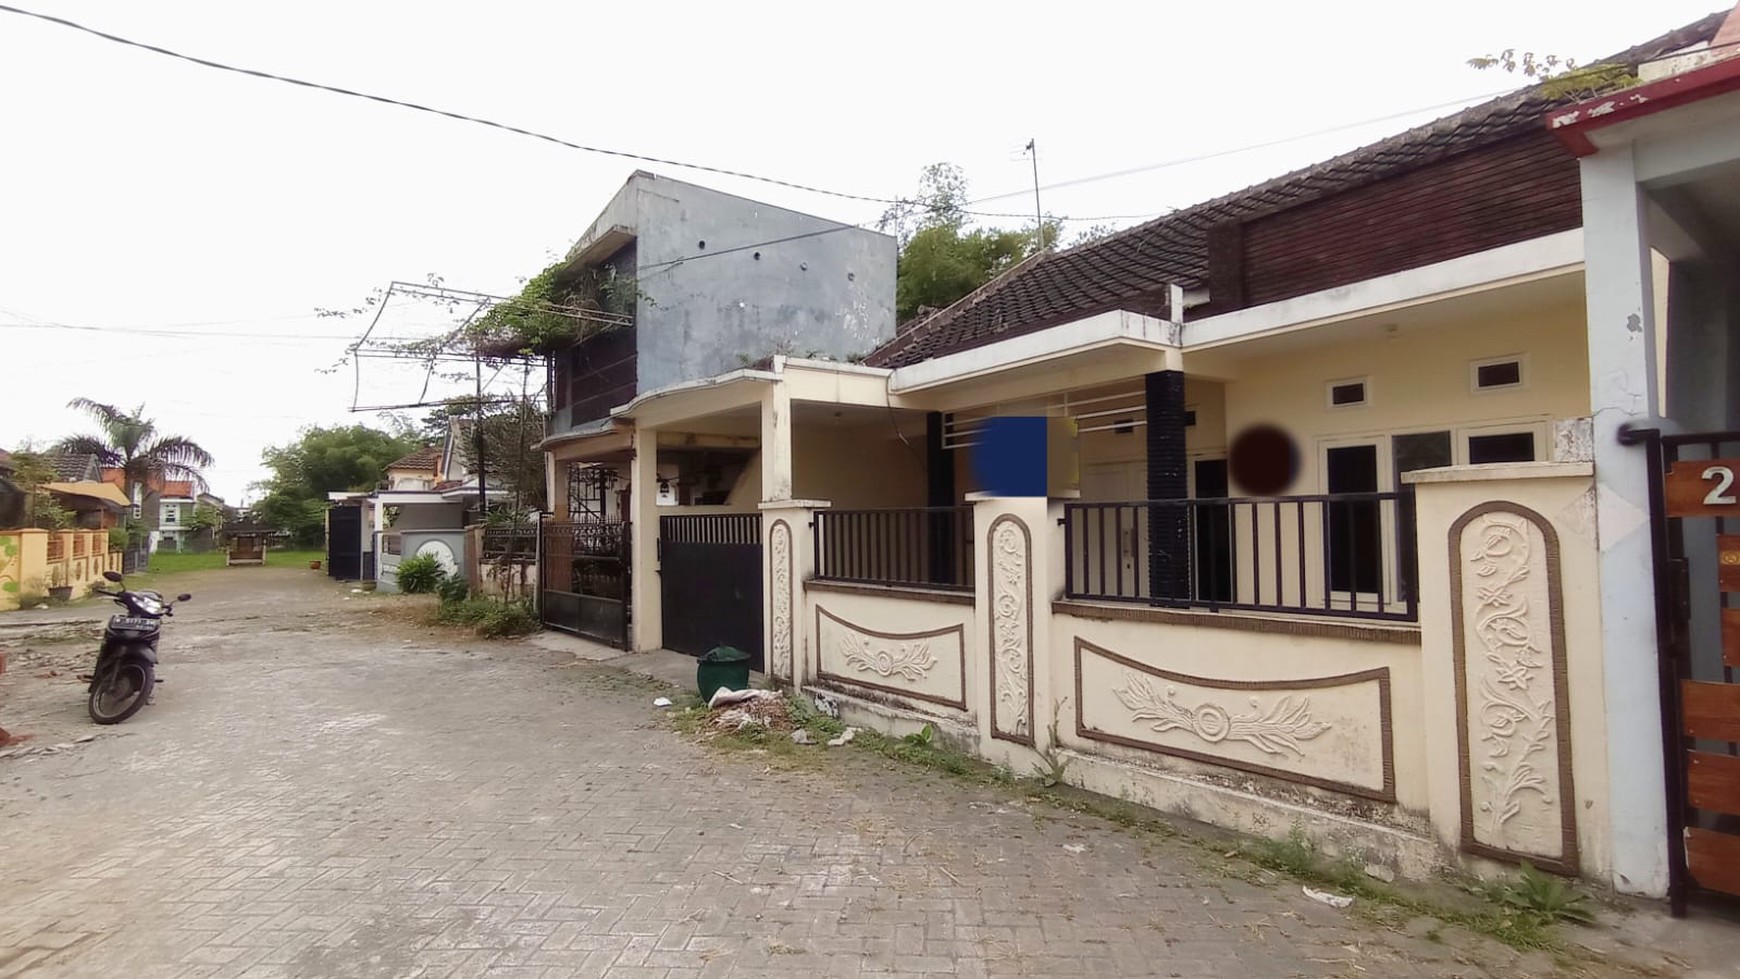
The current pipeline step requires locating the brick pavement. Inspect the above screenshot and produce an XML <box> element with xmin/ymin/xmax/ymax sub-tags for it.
<box><xmin>0</xmin><ymin>569</ymin><xmax>1670</xmax><ymax>977</ymax></box>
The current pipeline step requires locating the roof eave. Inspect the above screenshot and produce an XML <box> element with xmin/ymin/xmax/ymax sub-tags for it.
<box><xmin>1550</xmin><ymin>53</ymin><xmax>1740</xmax><ymax>155</ymax></box>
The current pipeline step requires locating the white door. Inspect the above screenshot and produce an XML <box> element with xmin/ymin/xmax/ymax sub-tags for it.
<box><xmin>1079</xmin><ymin>462</ymin><xmax>1145</xmax><ymax>597</ymax></box>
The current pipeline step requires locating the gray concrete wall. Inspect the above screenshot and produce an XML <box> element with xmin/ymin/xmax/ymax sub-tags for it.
<box><xmin>628</xmin><ymin>174</ymin><xmax>896</xmax><ymax>394</ymax></box>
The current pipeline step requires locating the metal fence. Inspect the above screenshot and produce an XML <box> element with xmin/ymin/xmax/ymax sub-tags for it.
<box><xmin>483</xmin><ymin>526</ymin><xmax>539</xmax><ymax>559</ymax></box>
<box><xmin>1063</xmin><ymin>493</ymin><xmax>1418</xmax><ymax>622</ymax></box>
<box><xmin>814</xmin><ymin>507</ymin><xmax>974</xmax><ymax>592</ymax></box>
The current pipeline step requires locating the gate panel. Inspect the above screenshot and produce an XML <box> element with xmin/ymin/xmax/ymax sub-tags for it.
<box><xmin>1633</xmin><ymin>427</ymin><xmax>1740</xmax><ymax>914</ymax></box>
<box><xmin>327</xmin><ymin>506</ymin><xmax>362</xmax><ymax>580</ymax></box>
<box><xmin>539</xmin><ymin>520</ymin><xmax>629</xmax><ymax>648</ymax></box>
<box><xmin>660</xmin><ymin>514</ymin><xmax>763</xmax><ymax>668</ymax></box>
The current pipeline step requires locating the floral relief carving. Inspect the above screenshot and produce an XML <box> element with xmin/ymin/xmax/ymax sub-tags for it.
<box><xmin>769</xmin><ymin>521</ymin><xmax>793</xmax><ymax>681</ymax></box>
<box><xmin>1113</xmin><ymin>675</ymin><xmax>1330</xmax><ymax>756</ymax></box>
<box><xmin>839</xmin><ymin>631</ymin><xmax>937</xmax><ymax>682</ymax></box>
<box><xmin>1450</xmin><ymin>503</ymin><xmax>1577</xmax><ymax>871</ymax></box>
<box><xmin>990</xmin><ymin>517</ymin><xmax>1032</xmax><ymax>741</ymax></box>
<box><xmin>1466</xmin><ymin>514</ymin><xmax>1558</xmax><ymax>842</ymax></box>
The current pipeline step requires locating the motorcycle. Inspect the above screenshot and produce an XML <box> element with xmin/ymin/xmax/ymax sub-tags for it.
<box><xmin>87</xmin><ymin>569</ymin><xmax>192</xmax><ymax>725</ymax></box>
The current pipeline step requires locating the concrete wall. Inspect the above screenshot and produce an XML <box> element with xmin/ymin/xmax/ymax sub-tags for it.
<box><xmin>0</xmin><ymin>530</ymin><xmax>120</xmax><ymax>610</ymax></box>
<box><xmin>629</xmin><ymin>175</ymin><xmax>896</xmax><ymax>396</ymax></box>
<box><xmin>792</xmin><ymin>422</ymin><xmax>926</xmax><ymax>509</ymax></box>
<box><xmin>378</xmin><ymin>529</ymin><xmax>468</xmax><ymax>594</ymax></box>
<box><xmin>1216</xmin><ymin>300</ymin><xmax>1590</xmax><ymax>495</ymax></box>
<box><xmin>390</xmin><ymin>504</ymin><xmax>467</xmax><ymax>532</ymax></box>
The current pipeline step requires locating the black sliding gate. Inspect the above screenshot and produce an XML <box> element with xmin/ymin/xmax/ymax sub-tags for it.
<box><xmin>659</xmin><ymin>513</ymin><xmax>763</xmax><ymax>669</ymax></box>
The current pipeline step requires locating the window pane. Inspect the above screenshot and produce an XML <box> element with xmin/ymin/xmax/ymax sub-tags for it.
<box><xmin>1477</xmin><ymin>361</ymin><xmax>1522</xmax><ymax>388</ymax></box>
<box><xmin>1330</xmin><ymin>383</ymin><xmax>1366</xmax><ymax>406</ymax></box>
<box><xmin>1468</xmin><ymin>432</ymin><xmax>1535</xmax><ymax>464</ymax></box>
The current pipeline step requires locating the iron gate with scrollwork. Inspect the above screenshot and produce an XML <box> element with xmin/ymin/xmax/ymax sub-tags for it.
<box><xmin>539</xmin><ymin>519</ymin><xmax>630</xmax><ymax>648</ymax></box>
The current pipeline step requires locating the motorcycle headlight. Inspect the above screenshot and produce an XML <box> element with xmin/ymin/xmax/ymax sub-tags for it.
<box><xmin>137</xmin><ymin>596</ymin><xmax>165</xmax><ymax>616</ymax></box>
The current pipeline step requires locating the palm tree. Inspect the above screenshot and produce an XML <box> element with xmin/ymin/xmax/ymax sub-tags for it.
<box><xmin>57</xmin><ymin>400</ymin><xmax>214</xmax><ymax>511</ymax></box>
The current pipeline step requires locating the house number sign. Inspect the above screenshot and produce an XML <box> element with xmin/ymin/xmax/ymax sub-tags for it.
<box><xmin>1666</xmin><ymin>460</ymin><xmax>1740</xmax><ymax>518</ymax></box>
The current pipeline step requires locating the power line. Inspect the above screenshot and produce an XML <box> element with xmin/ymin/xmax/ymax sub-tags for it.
<box><xmin>0</xmin><ymin>4</ymin><xmax>1186</xmax><ymax>228</ymax></box>
<box><xmin>966</xmin><ymin>90</ymin><xmax>1518</xmax><ymax>208</ymax></box>
<box><xmin>0</xmin><ymin>322</ymin><xmax>359</xmax><ymax>340</ymax></box>
<box><xmin>0</xmin><ymin>3</ymin><xmax>901</xmax><ymax>208</ymax></box>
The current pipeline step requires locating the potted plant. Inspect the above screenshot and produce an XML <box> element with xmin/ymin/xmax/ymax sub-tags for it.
<box><xmin>47</xmin><ymin>565</ymin><xmax>72</xmax><ymax>603</ymax></box>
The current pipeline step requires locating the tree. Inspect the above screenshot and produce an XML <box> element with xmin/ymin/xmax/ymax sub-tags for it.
<box><xmin>251</xmin><ymin>425</ymin><xmax>418</xmax><ymax>545</ymax></box>
<box><xmin>5</xmin><ymin>450</ymin><xmax>73</xmax><ymax>530</ymax></box>
<box><xmin>57</xmin><ymin>400</ymin><xmax>214</xmax><ymax>510</ymax></box>
<box><xmin>188</xmin><ymin>502</ymin><xmax>224</xmax><ymax>533</ymax></box>
<box><xmin>881</xmin><ymin>163</ymin><xmax>1064</xmax><ymax>325</ymax></box>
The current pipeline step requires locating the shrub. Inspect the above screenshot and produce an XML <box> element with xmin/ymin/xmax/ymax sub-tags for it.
<box><xmin>395</xmin><ymin>554</ymin><xmax>444</xmax><ymax>594</ymax></box>
<box><xmin>436</xmin><ymin>597</ymin><xmax>538</xmax><ymax>638</ymax></box>
<box><xmin>437</xmin><ymin>574</ymin><xmax>470</xmax><ymax>604</ymax></box>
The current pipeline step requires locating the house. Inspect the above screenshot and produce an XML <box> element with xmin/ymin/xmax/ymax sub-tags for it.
<box><xmin>327</xmin><ymin>423</ymin><xmax>508</xmax><ymax>589</ymax></box>
<box><xmin>0</xmin><ymin>451</ymin><xmax>126</xmax><ymax>529</ymax></box>
<box><xmin>532</xmin><ymin>11</ymin><xmax>1740</xmax><ymax>904</ymax></box>
<box><xmin>530</xmin><ymin>171</ymin><xmax>896</xmax><ymax>640</ymax></box>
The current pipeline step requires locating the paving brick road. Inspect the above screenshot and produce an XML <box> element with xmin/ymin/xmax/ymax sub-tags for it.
<box><xmin>0</xmin><ymin>568</ymin><xmax>1718</xmax><ymax>978</ymax></box>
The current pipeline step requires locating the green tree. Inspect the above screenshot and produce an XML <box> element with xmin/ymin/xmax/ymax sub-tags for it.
<box><xmin>881</xmin><ymin>163</ymin><xmax>1064</xmax><ymax>325</ymax></box>
<box><xmin>188</xmin><ymin>502</ymin><xmax>224</xmax><ymax>532</ymax></box>
<box><xmin>5</xmin><ymin>450</ymin><xmax>73</xmax><ymax>530</ymax></box>
<box><xmin>252</xmin><ymin>425</ymin><xmax>417</xmax><ymax>545</ymax></box>
<box><xmin>56</xmin><ymin>400</ymin><xmax>214</xmax><ymax>509</ymax></box>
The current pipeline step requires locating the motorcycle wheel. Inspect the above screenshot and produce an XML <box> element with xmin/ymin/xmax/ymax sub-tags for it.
<box><xmin>88</xmin><ymin>662</ymin><xmax>154</xmax><ymax>725</ymax></box>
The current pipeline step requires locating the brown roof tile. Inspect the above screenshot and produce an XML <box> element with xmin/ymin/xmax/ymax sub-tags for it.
<box><xmin>865</xmin><ymin>12</ymin><xmax>1727</xmax><ymax>370</ymax></box>
<box><xmin>388</xmin><ymin>446</ymin><xmax>443</xmax><ymax>471</ymax></box>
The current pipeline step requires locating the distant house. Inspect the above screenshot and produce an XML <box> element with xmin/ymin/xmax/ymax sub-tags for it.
<box><xmin>0</xmin><ymin>451</ymin><xmax>20</xmax><ymax>527</ymax></box>
<box><xmin>102</xmin><ymin>469</ymin><xmax>198</xmax><ymax>553</ymax></box>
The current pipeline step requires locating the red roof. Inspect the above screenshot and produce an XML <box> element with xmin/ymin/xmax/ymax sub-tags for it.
<box><xmin>100</xmin><ymin>469</ymin><xmax>195</xmax><ymax>497</ymax></box>
<box><xmin>1550</xmin><ymin>42</ymin><xmax>1740</xmax><ymax>155</ymax></box>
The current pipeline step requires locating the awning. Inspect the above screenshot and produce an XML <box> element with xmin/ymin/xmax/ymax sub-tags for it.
<box><xmin>44</xmin><ymin>481</ymin><xmax>130</xmax><ymax>508</ymax></box>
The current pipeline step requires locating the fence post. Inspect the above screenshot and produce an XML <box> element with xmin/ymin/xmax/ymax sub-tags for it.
<box><xmin>970</xmin><ymin>494</ymin><xmax>1063</xmax><ymax>771</ymax></box>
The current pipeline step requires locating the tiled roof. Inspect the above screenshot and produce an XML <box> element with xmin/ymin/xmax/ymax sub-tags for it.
<box><xmin>388</xmin><ymin>445</ymin><xmax>443</xmax><ymax>471</ymax></box>
<box><xmin>865</xmin><ymin>11</ymin><xmax>1728</xmax><ymax>370</ymax></box>
<box><xmin>46</xmin><ymin>452</ymin><xmax>99</xmax><ymax>481</ymax></box>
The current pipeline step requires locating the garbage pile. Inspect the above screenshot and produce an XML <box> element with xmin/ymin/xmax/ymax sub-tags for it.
<box><xmin>705</xmin><ymin>687</ymin><xmax>795</xmax><ymax>734</ymax></box>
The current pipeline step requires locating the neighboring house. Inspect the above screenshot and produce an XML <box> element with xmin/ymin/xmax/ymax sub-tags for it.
<box><xmin>525</xmin><ymin>11</ymin><xmax>1740</xmax><ymax>905</ymax></box>
<box><xmin>326</xmin><ymin>426</ymin><xmax>507</xmax><ymax>589</ymax></box>
<box><xmin>0</xmin><ymin>451</ymin><xmax>20</xmax><ymax>527</ymax></box>
<box><xmin>537</xmin><ymin>170</ymin><xmax>897</xmax><ymax>521</ymax></box>
<box><xmin>102</xmin><ymin>469</ymin><xmax>199</xmax><ymax>553</ymax></box>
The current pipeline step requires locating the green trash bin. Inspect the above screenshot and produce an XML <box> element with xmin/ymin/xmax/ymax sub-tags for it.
<box><xmin>697</xmin><ymin>645</ymin><xmax>752</xmax><ymax>701</ymax></box>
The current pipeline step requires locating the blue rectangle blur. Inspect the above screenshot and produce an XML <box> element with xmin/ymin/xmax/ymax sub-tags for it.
<box><xmin>973</xmin><ymin>416</ymin><xmax>1048</xmax><ymax>497</ymax></box>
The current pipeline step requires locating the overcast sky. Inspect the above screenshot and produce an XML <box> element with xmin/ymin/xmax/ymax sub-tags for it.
<box><xmin>1</xmin><ymin>0</ymin><xmax>1729</xmax><ymax>503</ymax></box>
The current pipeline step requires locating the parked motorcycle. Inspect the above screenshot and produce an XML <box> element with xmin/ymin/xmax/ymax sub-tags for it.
<box><xmin>87</xmin><ymin>570</ymin><xmax>191</xmax><ymax>725</ymax></box>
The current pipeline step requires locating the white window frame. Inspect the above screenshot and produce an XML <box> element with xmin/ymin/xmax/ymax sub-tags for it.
<box><xmin>1315</xmin><ymin>436</ymin><xmax>1400</xmax><ymax>612</ymax></box>
<box><xmin>160</xmin><ymin>504</ymin><xmax>179</xmax><ymax>526</ymax></box>
<box><xmin>1325</xmin><ymin>376</ymin><xmax>1370</xmax><ymax>410</ymax></box>
<box><xmin>1462</xmin><ymin>421</ymin><xmax>1547</xmax><ymax>465</ymax></box>
<box><xmin>1469</xmin><ymin>354</ymin><xmax>1528</xmax><ymax>394</ymax></box>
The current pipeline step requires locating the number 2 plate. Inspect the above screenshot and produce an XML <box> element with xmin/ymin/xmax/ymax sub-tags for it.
<box><xmin>1666</xmin><ymin>459</ymin><xmax>1740</xmax><ymax>517</ymax></box>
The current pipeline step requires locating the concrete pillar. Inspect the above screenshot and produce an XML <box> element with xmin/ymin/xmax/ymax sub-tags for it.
<box><xmin>970</xmin><ymin>494</ymin><xmax>1065</xmax><ymax>771</ymax></box>
<box><xmin>630</xmin><ymin>425</ymin><xmax>663</xmax><ymax>652</ymax></box>
<box><xmin>1145</xmin><ymin>370</ymin><xmax>1190</xmax><ymax>599</ymax></box>
<box><xmin>760</xmin><ymin>501</ymin><xmax>827</xmax><ymax>686</ymax></box>
<box><xmin>1581</xmin><ymin>145</ymin><xmax>1669</xmax><ymax>897</ymax></box>
<box><xmin>545</xmin><ymin>453</ymin><xmax>565</xmax><ymax>521</ymax></box>
<box><xmin>761</xmin><ymin>382</ymin><xmax>793</xmax><ymax>504</ymax></box>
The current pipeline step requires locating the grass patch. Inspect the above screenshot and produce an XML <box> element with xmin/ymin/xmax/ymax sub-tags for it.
<box><xmin>434</xmin><ymin>597</ymin><xmax>539</xmax><ymax>638</ymax></box>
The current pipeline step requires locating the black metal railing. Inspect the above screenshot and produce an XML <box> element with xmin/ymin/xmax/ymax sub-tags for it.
<box><xmin>482</xmin><ymin>526</ymin><xmax>538</xmax><ymax>559</ymax></box>
<box><xmin>1063</xmin><ymin>493</ymin><xmax>1418</xmax><ymax>622</ymax></box>
<box><xmin>814</xmin><ymin>506</ymin><xmax>974</xmax><ymax>592</ymax></box>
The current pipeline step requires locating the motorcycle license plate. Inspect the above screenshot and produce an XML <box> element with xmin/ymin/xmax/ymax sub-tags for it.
<box><xmin>111</xmin><ymin>616</ymin><xmax>156</xmax><ymax>629</ymax></box>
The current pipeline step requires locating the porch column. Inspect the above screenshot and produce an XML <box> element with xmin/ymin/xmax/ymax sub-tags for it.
<box><xmin>1582</xmin><ymin>145</ymin><xmax>1669</xmax><ymax>897</ymax></box>
<box><xmin>761</xmin><ymin>382</ymin><xmax>793</xmax><ymax>503</ymax></box>
<box><xmin>927</xmin><ymin>412</ymin><xmax>957</xmax><ymax>586</ymax></box>
<box><xmin>545</xmin><ymin>452</ymin><xmax>566</xmax><ymax>521</ymax></box>
<box><xmin>629</xmin><ymin>424</ymin><xmax>663</xmax><ymax>652</ymax></box>
<box><xmin>1144</xmin><ymin>369</ymin><xmax>1190</xmax><ymax>599</ymax></box>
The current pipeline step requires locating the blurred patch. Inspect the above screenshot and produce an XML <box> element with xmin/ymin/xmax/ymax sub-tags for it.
<box><xmin>1228</xmin><ymin>424</ymin><xmax>1299</xmax><ymax>496</ymax></box>
<box><xmin>973</xmin><ymin>417</ymin><xmax>1048</xmax><ymax>498</ymax></box>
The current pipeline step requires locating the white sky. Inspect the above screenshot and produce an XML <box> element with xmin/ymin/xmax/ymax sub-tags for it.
<box><xmin>1</xmin><ymin>0</ymin><xmax>1728</xmax><ymax>503</ymax></box>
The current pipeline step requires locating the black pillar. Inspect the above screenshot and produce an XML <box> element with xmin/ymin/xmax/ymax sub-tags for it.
<box><xmin>1145</xmin><ymin>371</ymin><xmax>1190</xmax><ymax>600</ymax></box>
<box><xmin>926</xmin><ymin>412</ymin><xmax>957</xmax><ymax>585</ymax></box>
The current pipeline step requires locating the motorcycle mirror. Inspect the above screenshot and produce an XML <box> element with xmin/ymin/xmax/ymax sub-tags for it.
<box><xmin>103</xmin><ymin>570</ymin><xmax>124</xmax><ymax>583</ymax></box>
<box><xmin>176</xmin><ymin>594</ymin><xmax>193</xmax><ymax>603</ymax></box>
